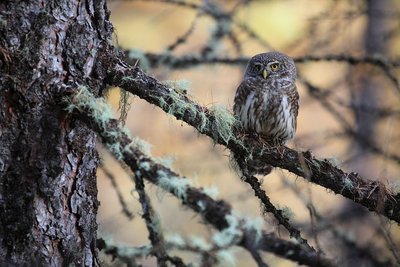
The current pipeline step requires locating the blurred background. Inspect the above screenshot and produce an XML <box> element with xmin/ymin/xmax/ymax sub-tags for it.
<box><xmin>99</xmin><ymin>0</ymin><xmax>400</xmax><ymax>266</ymax></box>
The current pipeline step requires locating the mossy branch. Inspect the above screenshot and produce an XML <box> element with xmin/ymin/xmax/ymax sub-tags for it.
<box><xmin>106</xmin><ymin>57</ymin><xmax>400</xmax><ymax>224</ymax></box>
<box><xmin>66</xmin><ymin>87</ymin><xmax>336</xmax><ymax>267</ymax></box>
<box><xmin>134</xmin><ymin>169</ymin><xmax>169</xmax><ymax>267</ymax></box>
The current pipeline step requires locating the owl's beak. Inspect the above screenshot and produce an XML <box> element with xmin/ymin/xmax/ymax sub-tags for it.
<box><xmin>262</xmin><ymin>69</ymin><xmax>269</xmax><ymax>79</ymax></box>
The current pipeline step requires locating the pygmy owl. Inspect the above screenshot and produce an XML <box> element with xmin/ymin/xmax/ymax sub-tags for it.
<box><xmin>233</xmin><ymin>52</ymin><xmax>299</xmax><ymax>145</ymax></box>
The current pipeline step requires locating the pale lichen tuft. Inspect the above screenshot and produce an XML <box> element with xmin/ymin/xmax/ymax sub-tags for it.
<box><xmin>209</xmin><ymin>104</ymin><xmax>237</xmax><ymax>144</ymax></box>
<box><xmin>157</xmin><ymin>170</ymin><xmax>192</xmax><ymax>200</ymax></box>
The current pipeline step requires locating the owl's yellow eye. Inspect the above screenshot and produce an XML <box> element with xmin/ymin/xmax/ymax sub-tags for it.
<box><xmin>270</xmin><ymin>63</ymin><xmax>280</xmax><ymax>71</ymax></box>
<box><xmin>254</xmin><ymin>64</ymin><xmax>262</xmax><ymax>71</ymax></box>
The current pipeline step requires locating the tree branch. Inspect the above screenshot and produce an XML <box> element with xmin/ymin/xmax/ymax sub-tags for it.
<box><xmin>67</xmin><ymin>87</ymin><xmax>336</xmax><ymax>267</ymax></box>
<box><xmin>105</xmin><ymin>56</ymin><xmax>400</xmax><ymax>224</ymax></box>
<box><xmin>99</xmin><ymin>165</ymin><xmax>135</xmax><ymax>220</ymax></box>
<box><xmin>241</xmin><ymin>174</ymin><xmax>315</xmax><ymax>251</ymax></box>
<box><xmin>133</xmin><ymin>168</ymin><xmax>169</xmax><ymax>267</ymax></box>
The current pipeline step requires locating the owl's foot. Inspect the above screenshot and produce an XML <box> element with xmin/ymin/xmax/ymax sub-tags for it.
<box><xmin>259</xmin><ymin>139</ymin><xmax>286</xmax><ymax>159</ymax></box>
<box><xmin>257</xmin><ymin>135</ymin><xmax>271</xmax><ymax>145</ymax></box>
<box><xmin>240</xmin><ymin>132</ymin><xmax>265</xmax><ymax>144</ymax></box>
<box><xmin>258</xmin><ymin>136</ymin><xmax>280</xmax><ymax>148</ymax></box>
<box><xmin>240</xmin><ymin>133</ymin><xmax>285</xmax><ymax>159</ymax></box>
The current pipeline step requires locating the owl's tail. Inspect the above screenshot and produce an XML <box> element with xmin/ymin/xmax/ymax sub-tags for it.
<box><xmin>246</xmin><ymin>159</ymin><xmax>273</xmax><ymax>176</ymax></box>
<box><xmin>231</xmin><ymin>152</ymin><xmax>273</xmax><ymax>176</ymax></box>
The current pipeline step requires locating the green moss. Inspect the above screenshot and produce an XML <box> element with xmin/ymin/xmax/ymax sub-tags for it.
<box><xmin>65</xmin><ymin>86</ymin><xmax>152</xmax><ymax>162</ymax></box>
<box><xmin>100</xmin><ymin>238</ymin><xmax>152</xmax><ymax>258</ymax></box>
<box><xmin>197</xmin><ymin>109</ymin><xmax>209</xmax><ymax>133</ymax></box>
<box><xmin>217</xmin><ymin>249</ymin><xmax>236</xmax><ymax>266</ymax></box>
<box><xmin>156</xmin><ymin>83</ymin><xmax>242</xmax><ymax>149</ymax></box>
<box><xmin>158</xmin><ymin>82</ymin><xmax>215</xmax><ymax>137</ymax></box>
<box><xmin>163</xmin><ymin>79</ymin><xmax>192</xmax><ymax>95</ymax></box>
<box><xmin>66</xmin><ymin>86</ymin><xmax>115</xmax><ymax>130</ymax></box>
<box><xmin>130</xmin><ymin>137</ymin><xmax>152</xmax><ymax>156</ymax></box>
<box><xmin>158</xmin><ymin>97</ymin><xmax>168</xmax><ymax>109</ymax></box>
<box><xmin>65</xmin><ymin>86</ymin><xmax>131</xmax><ymax>159</ymax></box>
<box><xmin>154</xmin><ymin>155</ymin><xmax>175</xmax><ymax>169</ymax></box>
<box><xmin>0</xmin><ymin>15</ymin><xmax>7</xmax><ymax>27</ymax></box>
<box><xmin>343</xmin><ymin>176</ymin><xmax>354</xmax><ymax>190</ymax></box>
<box><xmin>157</xmin><ymin>170</ymin><xmax>192</xmax><ymax>201</ymax></box>
<box><xmin>243</xmin><ymin>217</ymin><xmax>264</xmax><ymax>243</ymax></box>
<box><xmin>165</xmin><ymin>89</ymin><xmax>196</xmax><ymax>117</ymax></box>
<box><xmin>107</xmin><ymin>143</ymin><xmax>123</xmax><ymax>160</ymax></box>
<box><xmin>117</xmin><ymin>245</ymin><xmax>152</xmax><ymax>258</ymax></box>
<box><xmin>140</xmin><ymin>161</ymin><xmax>151</xmax><ymax>171</ymax></box>
<box><xmin>190</xmin><ymin>236</ymin><xmax>212</xmax><ymax>251</ymax></box>
<box><xmin>281</xmin><ymin>206</ymin><xmax>295</xmax><ymax>220</ymax></box>
<box><xmin>212</xmin><ymin>215</ymin><xmax>241</xmax><ymax>247</ymax></box>
<box><xmin>148</xmin><ymin>215</ymin><xmax>162</xmax><ymax>234</ymax></box>
<box><xmin>209</xmin><ymin>104</ymin><xmax>237</xmax><ymax>144</ymax></box>
<box><xmin>165</xmin><ymin>233</ymin><xmax>186</xmax><ymax>248</ymax></box>
<box><xmin>203</xmin><ymin>186</ymin><xmax>219</xmax><ymax>199</ymax></box>
<box><xmin>118</xmin><ymin>89</ymin><xmax>132</xmax><ymax>125</ymax></box>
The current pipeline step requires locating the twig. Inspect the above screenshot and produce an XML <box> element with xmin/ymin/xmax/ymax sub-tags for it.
<box><xmin>133</xmin><ymin>170</ymin><xmax>169</xmax><ymax>266</ymax></box>
<box><xmin>241</xmin><ymin>174</ymin><xmax>315</xmax><ymax>252</ymax></box>
<box><xmin>99</xmin><ymin>164</ymin><xmax>134</xmax><ymax>220</ymax></box>
<box><xmin>166</xmin><ymin>10</ymin><xmax>201</xmax><ymax>52</ymax></box>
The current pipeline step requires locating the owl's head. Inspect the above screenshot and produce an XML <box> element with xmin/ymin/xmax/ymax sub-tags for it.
<box><xmin>244</xmin><ymin>52</ymin><xmax>296</xmax><ymax>82</ymax></box>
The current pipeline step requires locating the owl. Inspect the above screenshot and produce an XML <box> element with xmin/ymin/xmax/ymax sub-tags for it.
<box><xmin>234</xmin><ymin>52</ymin><xmax>299</xmax><ymax>145</ymax></box>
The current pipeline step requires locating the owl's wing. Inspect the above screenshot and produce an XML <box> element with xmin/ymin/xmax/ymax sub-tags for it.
<box><xmin>289</xmin><ymin>84</ymin><xmax>300</xmax><ymax>129</ymax></box>
<box><xmin>233</xmin><ymin>79</ymin><xmax>257</xmax><ymax>116</ymax></box>
<box><xmin>233</xmin><ymin>79</ymin><xmax>260</xmax><ymax>116</ymax></box>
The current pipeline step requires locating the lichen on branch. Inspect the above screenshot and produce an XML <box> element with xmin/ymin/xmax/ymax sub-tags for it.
<box><xmin>65</xmin><ymin>86</ymin><xmax>336</xmax><ymax>267</ymax></box>
<box><xmin>105</xmin><ymin>58</ymin><xmax>400</xmax><ymax>224</ymax></box>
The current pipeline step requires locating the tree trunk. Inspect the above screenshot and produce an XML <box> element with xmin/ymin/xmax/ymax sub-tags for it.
<box><xmin>0</xmin><ymin>1</ymin><xmax>112</xmax><ymax>265</ymax></box>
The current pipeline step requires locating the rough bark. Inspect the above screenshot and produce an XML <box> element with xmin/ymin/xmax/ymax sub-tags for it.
<box><xmin>0</xmin><ymin>0</ymin><xmax>112</xmax><ymax>266</ymax></box>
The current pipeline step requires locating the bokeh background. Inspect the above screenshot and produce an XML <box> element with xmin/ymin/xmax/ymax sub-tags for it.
<box><xmin>98</xmin><ymin>1</ymin><xmax>400</xmax><ymax>266</ymax></box>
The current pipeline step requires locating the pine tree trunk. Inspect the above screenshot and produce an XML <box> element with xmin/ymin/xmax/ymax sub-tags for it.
<box><xmin>0</xmin><ymin>1</ymin><xmax>112</xmax><ymax>265</ymax></box>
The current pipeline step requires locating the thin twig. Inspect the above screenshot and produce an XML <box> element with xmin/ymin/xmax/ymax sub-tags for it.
<box><xmin>99</xmin><ymin>164</ymin><xmax>134</xmax><ymax>220</ymax></box>
<box><xmin>241</xmin><ymin>174</ymin><xmax>315</xmax><ymax>252</ymax></box>
<box><xmin>133</xmin><ymin>171</ymin><xmax>169</xmax><ymax>267</ymax></box>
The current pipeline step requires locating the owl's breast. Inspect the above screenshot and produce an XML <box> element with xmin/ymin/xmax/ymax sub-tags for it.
<box><xmin>264</xmin><ymin>94</ymin><xmax>296</xmax><ymax>143</ymax></box>
<box><xmin>235</xmin><ymin>89</ymin><xmax>296</xmax><ymax>144</ymax></box>
<box><xmin>235</xmin><ymin>89</ymin><xmax>270</xmax><ymax>133</ymax></box>
<box><xmin>236</xmin><ymin>90</ymin><xmax>257</xmax><ymax>130</ymax></box>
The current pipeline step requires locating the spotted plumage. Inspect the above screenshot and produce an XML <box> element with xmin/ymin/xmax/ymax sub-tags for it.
<box><xmin>234</xmin><ymin>52</ymin><xmax>299</xmax><ymax>145</ymax></box>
